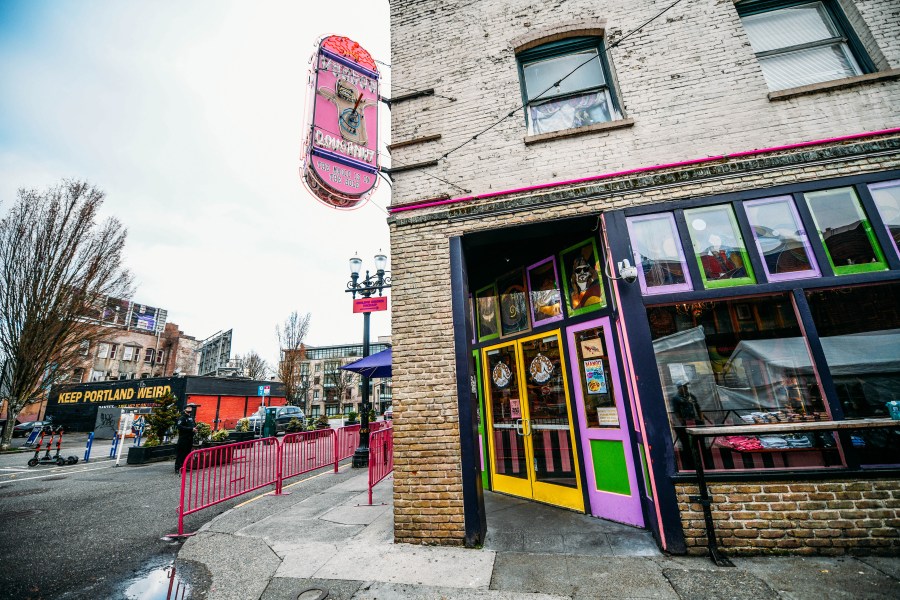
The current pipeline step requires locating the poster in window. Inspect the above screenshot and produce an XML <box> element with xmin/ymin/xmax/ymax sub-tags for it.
<box><xmin>509</xmin><ymin>397</ymin><xmax>521</xmax><ymax>419</ymax></box>
<box><xmin>560</xmin><ymin>238</ymin><xmax>606</xmax><ymax>316</ymax></box>
<box><xmin>526</xmin><ymin>257</ymin><xmax>564</xmax><ymax>325</ymax></box>
<box><xmin>498</xmin><ymin>269</ymin><xmax>531</xmax><ymax>338</ymax></box>
<box><xmin>583</xmin><ymin>359</ymin><xmax>608</xmax><ymax>395</ymax></box>
<box><xmin>475</xmin><ymin>284</ymin><xmax>500</xmax><ymax>342</ymax></box>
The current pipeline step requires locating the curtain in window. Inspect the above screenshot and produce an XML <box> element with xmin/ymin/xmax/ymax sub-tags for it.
<box><xmin>527</xmin><ymin>90</ymin><xmax>616</xmax><ymax>135</ymax></box>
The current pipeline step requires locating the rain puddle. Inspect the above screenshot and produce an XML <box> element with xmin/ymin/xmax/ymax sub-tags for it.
<box><xmin>123</xmin><ymin>563</ymin><xmax>190</xmax><ymax>600</ymax></box>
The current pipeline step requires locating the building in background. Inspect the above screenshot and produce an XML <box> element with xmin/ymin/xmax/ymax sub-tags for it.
<box><xmin>387</xmin><ymin>0</ymin><xmax>899</xmax><ymax>555</ymax></box>
<box><xmin>294</xmin><ymin>337</ymin><xmax>391</xmax><ymax>418</ymax></box>
<box><xmin>198</xmin><ymin>329</ymin><xmax>241</xmax><ymax>377</ymax></box>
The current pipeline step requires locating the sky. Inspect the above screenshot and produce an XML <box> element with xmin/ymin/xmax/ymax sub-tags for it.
<box><xmin>0</xmin><ymin>0</ymin><xmax>393</xmax><ymax>368</ymax></box>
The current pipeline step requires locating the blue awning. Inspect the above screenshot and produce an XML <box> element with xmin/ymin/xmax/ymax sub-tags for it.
<box><xmin>340</xmin><ymin>348</ymin><xmax>392</xmax><ymax>379</ymax></box>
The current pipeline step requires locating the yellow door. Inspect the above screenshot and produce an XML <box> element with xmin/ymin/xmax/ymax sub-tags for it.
<box><xmin>483</xmin><ymin>331</ymin><xmax>584</xmax><ymax>511</ymax></box>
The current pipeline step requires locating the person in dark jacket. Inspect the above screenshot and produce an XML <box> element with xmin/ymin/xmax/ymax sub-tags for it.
<box><xmin>174</xmin><ymin>410</ymin><xmax>196</xmax><ymax>473</ymax></box>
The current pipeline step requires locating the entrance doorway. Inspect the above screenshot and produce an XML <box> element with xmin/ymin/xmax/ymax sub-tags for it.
<box><xmin>483</xmin><ymin>330</ymin><xmax>584</xmax><ymax>512</ymax></box>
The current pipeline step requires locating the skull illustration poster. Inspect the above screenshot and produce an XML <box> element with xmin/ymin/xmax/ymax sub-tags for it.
<box><xmin>497</xmin><ymin>269</ymin><xmax>531</xmax><ymax>338</ymax></box>
<box><xmin>560</xmin><ymin>238</ymin><xmax>606</xmax><ymax>316</ymax></box>
<box><xmin>475</xmin><ymin>284</ymin><xmax>500</xmax><ymax>342</ymax></box>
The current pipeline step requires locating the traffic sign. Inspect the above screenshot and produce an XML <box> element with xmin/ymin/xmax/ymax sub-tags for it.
<box><xmin>353</xmin><ymin>297</ymin><xmax>388</xmax><ymax>313</ymax></box>
<box><xmin>258</xmin><ymin>385</ymin><xmax>270</xmax><ymax>396</ymax></box>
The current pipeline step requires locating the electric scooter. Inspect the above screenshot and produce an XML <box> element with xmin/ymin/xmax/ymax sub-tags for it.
<box><xmin>27</xmin><ymin>426</ymin><xmax>78</xmax><ymax>467</ymax></box>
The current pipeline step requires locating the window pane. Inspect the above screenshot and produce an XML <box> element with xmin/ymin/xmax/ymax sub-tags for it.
<box><xmin>804</xmin><ymin>187</ymin><xmax>887</xmax><ymax>274</ymax></box>
<box><xmin>648</xmin><ymin>295</ymin><xmax>833</xmax><ymax>472</ymax></box>
<box><xmin>523</xmin><ymin>50</ymin><xmax>604</xmax><ymax>101</ymax></box>
<box><xmin>684</xmin><ymin>205</ymin><xmax>756</xmax><ymax>288</ymax></box>
<box><xmin>742</xmin><ymin>3</ymin><xmax>838</xmax><ymax>52</ymax></box>
<box><xmin>574</xmin><ymin>326</ymin><xmax>620</xmax><ymax>428</ymax></box>
<box><xmin>626</xmin><ymin>213</ymin><xmax>692</xmax><ymax>294</ymax></box>
<box><xmin>744</xmin><ymin>196</ymin><xmax>818</xmax><ymax>280</ymax></box>
<box><xmin>526</xmin><ymin>90</ymin><xmax>616</xmax><ymax>135</ymax></box>
<box><xmin>758</xmin><ymin>43</ymin><xmax>861</xmax><ymax>91</ymax></box>
<box><xmin>869</xmin><ymin>180</ymin><xmax>900</xmax><ymax>258</ymax></box>
<box><xmin>806</xmin><ymin>283</ymin><xmax>900</xmax><ymax>466</ymax></box>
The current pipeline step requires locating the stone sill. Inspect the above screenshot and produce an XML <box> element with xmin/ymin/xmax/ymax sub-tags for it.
<box><xmin>768</xmin><ymin>69</ymin><xmax>900</xmax><ymax>101</ymax></box>
<box><xmin>523</xmin><ymin>118</ymin><xmax>635</xmax><ymax>146</ymax></box>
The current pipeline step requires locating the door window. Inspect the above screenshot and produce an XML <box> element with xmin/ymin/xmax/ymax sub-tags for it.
<box><xmin>573</xmin><ymin>326</ymin><xmax>620</xmax><ymax>428</ymax></box>
<box><xmin>486</xmin><ymin>345</ymin><xmax>527</xmax><ymax>479</ymax></box>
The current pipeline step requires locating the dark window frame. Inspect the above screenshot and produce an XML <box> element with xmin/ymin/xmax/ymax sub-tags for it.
<box><xmin>515</xmin><ymin>36</ymin><xmax>622</xmax><ymax>133</ymax></box>
<box><xmin>735</xmin><ymin>0</ymin><xmax>877</xmax><ymax>79</ymax></box>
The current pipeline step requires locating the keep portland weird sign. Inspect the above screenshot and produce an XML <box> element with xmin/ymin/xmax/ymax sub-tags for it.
<box><xmin>301</xmin><ymin>35</ymin><xmax>380</xmax><ymax>209</ymax></box>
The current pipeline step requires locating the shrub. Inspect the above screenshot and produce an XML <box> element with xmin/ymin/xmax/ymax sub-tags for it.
<box><xmin>143</xmin><ymin>432</ymin><xmax>160</xmax><ymax>447</ymax></box>
<box><xmin>346</xmin><ymin>411</ymin><xmax>359</xmax><ymax>423</ymax></box>
<box><xmin>286</xmin><ymin>418</ymin><xmax>304</xmax><ymax>433</ymax></box>
<box><xmin>145</xmin><ymin>392</ymin><xmax>180</xmax><ymax>443</ymax></box>
<box><xmin>314</xmin><ymin>415</ymin><xmax>331</xmax><ymax>430</ymax></box>
<box><xmin>237</xmin><ymin>418</ymin><xmax>250</xmax><ymax>432</ymax></box>
<box><xmin>210</xmin><ymin>429</ymin><xmax>230</xmax><ymax>442</ymax></box>
<box><xmin>195</xmin><ymin>422</ymin><xmax>212</xmax><ymax>444</ymax></box>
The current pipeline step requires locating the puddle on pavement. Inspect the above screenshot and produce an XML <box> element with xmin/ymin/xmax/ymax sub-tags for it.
<box><xmin>123</xmin><ymin>563</ymin><xmax>190</xmax><ymax>600</ymax></box>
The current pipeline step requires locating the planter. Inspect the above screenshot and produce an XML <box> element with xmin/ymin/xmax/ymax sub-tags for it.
<box><xmin>187</xmin><ymin>441</ymin><xmax>235</xmax><ymax>470</ymax></box>
<box><xmin>344</xmin><ymin>420</ymin><xmax>359</xmax><ymax>427</ymax></box>
<box><xmin>126</xmin><ymin>444</ymin><xmax>177</xmax><ymax>465</ymax></box>
<box><xmin>226</xmin><ymin>431</ymin><xmax>255</xmax><ymax>442</ymax></box>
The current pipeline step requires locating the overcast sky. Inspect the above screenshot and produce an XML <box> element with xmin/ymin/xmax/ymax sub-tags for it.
<box><xmin>0</xmin><ymin>0</ymin><xmax>393</xmax><ymax>367</ymax></box>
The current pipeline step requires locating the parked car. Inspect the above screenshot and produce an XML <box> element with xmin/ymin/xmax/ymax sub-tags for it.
<box><xmin>383</xmin><ymin>406</ymin><xmax>393</xmax><ymax>421</ymax></box>
<box><xmin>246</xmin><ymin>406</ymin><xmax>306</xmax><ymax>434</ymax></box>
<box><xmin>12</xmin><ymin>420</ymin><xmax>49</xmax><ymax>437</ymax></box>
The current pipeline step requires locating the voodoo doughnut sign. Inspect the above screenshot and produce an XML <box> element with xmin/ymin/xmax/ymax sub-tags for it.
<box><xmin>301</xmin><ymin>35</ymin><xmax>380</xmax><ymax>209</ymax></box>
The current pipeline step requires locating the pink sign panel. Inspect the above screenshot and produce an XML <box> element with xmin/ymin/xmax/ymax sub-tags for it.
<box><xmin>302</xmin><ymin>36</ymin><xmax>380</xmax><ymax>210</ymax></box>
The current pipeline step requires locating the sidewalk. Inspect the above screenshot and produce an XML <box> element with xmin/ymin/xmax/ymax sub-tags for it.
<box><xmin>177</xmin><ymin>467</ymin><xmax>900</xmax><ymax>600</ymax></box>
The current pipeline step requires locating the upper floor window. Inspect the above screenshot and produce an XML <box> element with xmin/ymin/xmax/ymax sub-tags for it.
<box><xmin>517</xmin><ymin>37</ymin><xmax>621</xmax><ymax>136</ymax></box>
<box><xmin>737</xmin><ymin>1</ymin><xmax>871</xmax><ymax>91</ymax></box>
<box><xmin>144</xmin><ymin>348</ymin><xmax>155</xmax><ymax>363</ymax></box>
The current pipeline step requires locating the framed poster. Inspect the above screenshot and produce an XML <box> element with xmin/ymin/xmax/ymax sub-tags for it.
<box><xmin>560</xmin><ymin>238</ymin><xmax>606</xmax><ymax>316</ymax></box>
<box><xmin>526</xmin><ymin>256</ymin><xmax>564</xmax><ymax>326</ymax></box>
<box><xmin>497</xmin><ymin>269</ymin><xmax>531</xmax><ymax>338</ymax></box>
<box><xmin>475</xmin><ymin>284</ymin><xmax>500</xmax><ymax>342</ymax></box>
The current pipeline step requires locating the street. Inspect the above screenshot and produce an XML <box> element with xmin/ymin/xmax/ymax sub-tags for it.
<box><xmin>0</xmin><ymin>434</ymin><xmax>261</xmax><ymax>599</ymax></box>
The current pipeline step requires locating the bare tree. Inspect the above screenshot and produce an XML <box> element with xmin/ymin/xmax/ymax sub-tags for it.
<box><xmin>238</xmin><ymin>350</ymin><xmax>269</xmax><ymax>380</ymax></box>
<box><xmin>324</xmin><ymin>360</ymin><xmax>357</xmax><ymax>413</ymax></box>
<box><xmin>0</xmin><ymin>180</ymin><xmax>132</xmax><ymax>449</ymax></box>
<box><xmin>276</xmin><ymin>311</ymin><xmax>311</xmax><ymax>411</ymax></box>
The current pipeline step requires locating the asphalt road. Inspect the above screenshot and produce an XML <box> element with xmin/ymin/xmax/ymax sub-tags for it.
<box><xmin>0</xmin><ymin>433</ymin><xmax>255</xmax><ymax>599</ymax></box>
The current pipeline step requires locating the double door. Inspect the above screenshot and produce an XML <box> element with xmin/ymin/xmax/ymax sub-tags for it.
<box><xmin>483</xmin><ymin>330</ymin><xmax>584</xmax><ymax>511</ymax></box>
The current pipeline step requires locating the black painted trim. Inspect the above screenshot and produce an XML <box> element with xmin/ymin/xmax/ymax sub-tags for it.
<box><xmin>450</xmin><ymin>236</ymin><xmax>487</xmax><ymax>547</ymax></box>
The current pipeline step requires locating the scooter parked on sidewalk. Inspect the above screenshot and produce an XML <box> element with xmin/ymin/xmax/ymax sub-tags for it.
<box><xmin>27</xmin><ymin>425</ymin><xmax>79</xmax><ymax>467</ymax></box>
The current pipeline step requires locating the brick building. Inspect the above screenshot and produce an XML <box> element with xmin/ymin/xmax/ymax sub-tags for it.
<box><xmin>292</xmin><ymin>338</ymin><xmax>392</xmax><ymax>418</ymax></box>
<box><xmin>386</xmin><ymin>0</ymin><xmax>900</xmax><ymax>554</ymax></box>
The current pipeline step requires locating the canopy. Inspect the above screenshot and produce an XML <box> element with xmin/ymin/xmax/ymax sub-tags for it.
<box><xmin>341</xmin><ymin>348</ymin><xmax>392</xmax><ymax>379</ymax></box>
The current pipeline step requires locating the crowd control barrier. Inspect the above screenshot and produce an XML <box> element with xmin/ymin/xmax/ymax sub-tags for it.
<box><xmin>174</xmin><ymin>423</ymin><xmax>387</xmax><ymax>537</ymax></box>
<box><xmin>368</xmin><ymin>424</ymin><xmax>394</xmax><ymax>505</ymax></box>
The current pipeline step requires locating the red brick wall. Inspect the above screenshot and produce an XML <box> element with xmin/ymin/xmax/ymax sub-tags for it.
<box><xmin>677</xmin><ymin>479</ymin><xmax>900</xmax><ymax>556</ymax></box>
<box><xmin>189</xmin><ymin>395</ymin><xmax>287</xmax><ymax>430</ymax></box>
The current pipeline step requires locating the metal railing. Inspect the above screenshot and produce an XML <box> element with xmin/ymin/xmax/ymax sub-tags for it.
<box><xmin>368</xmin><ymin>424</ymin><xmax>394</xmax><ymax>505</ymax></box>
<box><xmin>685</xmin><ymin>418</ymin><xmax>899</xmax><ymax>567</ymax></box>
<box><xmin>174</xmin><ymin>423</ymin><xmax>395</xmax><ymax>536</ymax></box>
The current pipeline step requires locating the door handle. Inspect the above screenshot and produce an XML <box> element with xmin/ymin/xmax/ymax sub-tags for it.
<box><xmin>515</xmin><ymin>419</ymin><xmax>524</xmax><ymax>436</ymax></box>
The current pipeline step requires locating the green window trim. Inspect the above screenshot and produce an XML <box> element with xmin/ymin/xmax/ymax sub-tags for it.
<box><xmin>804</xmin><ymin>188</ymin><xmax>888</xmax><ymax>276</ymax></box>
<box><xmin>560</xmin><ymin>237</ymin><xmax>607</xmax><ymax>317</ymax></box>
<box><xmin>685</xmin><ymin>205</ymin><xmax>757</xmax><ymax>290</ymax></box>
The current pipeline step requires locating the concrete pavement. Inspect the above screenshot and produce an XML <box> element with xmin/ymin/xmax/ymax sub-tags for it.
<box><xmin>177</xmin><ymin>467</ymin><xmax>900</xmax><ymax>599</ymax></box>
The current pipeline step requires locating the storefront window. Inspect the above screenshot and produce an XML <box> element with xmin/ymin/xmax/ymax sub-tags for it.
<box><xmin>626</xmin><ymin>213</ymin><xmax>693</xmax><ymax>294</ymax></box>
<box><xmin>648</xmin><ymin>294</ymin><xmax>833</xmax><ymax>471</ymax></box>
<box><xmin>868</xmin><ymin>180</ymin><xmax>900</xmax><ymax>259</ymax></box>
<box><xmin>806</xmin><ymin>282</ymin><xmax>900</xmax><ymax>465</ymax></box>
<box><xmin>744</xmin><ymin>196</ymin><xmax>819</xmax><ymax>281</ymax></box>
<box><xmin>804</xmin><ymin>187</ymin><xmax>887</xmax><ymax>274</ymax></box>
<box><xmin>486</xmin><ymin>345</ymin><xmax>528</xmax><ymax>479</ymax></box>
<box><xmin>684</xmin><ymin>205</ymin><xmax>756</xmax><ymax>288</ymax></box>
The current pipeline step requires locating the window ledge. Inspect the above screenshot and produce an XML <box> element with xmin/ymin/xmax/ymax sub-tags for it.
<box><xmin>523</xmin><ymin>118</ymin><xmax>635</xmax><ymax>145</ymax></box>
<box><xmin>768</xmin><ymin>69</ymin><xmax>900</xmax><ymax>101</ymax></box>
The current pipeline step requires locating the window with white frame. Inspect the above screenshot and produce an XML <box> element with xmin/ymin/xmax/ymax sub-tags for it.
<box><xmin>122</xmin><ymin>346</ymin><xmax>138</xmax><ymax>361</ymax></box>
<box><xmin>90</xmin><ymin>369</ymin><xmax>105</xmax><ymax>382</ymax></box>
<box><xmin>109</xmin><ymin>344</ymin><xmax>118</xmax><ymax>360</ymax></box>
<box><xmin>156</xmin><ymin>349</ymin><xmax>165</xmax><ymax>364</ymax></box>
<box><xmin>79</xmin><ymin>340</ymin><xmax>90</xmax><ymax>356</ymax></box>
<box><xmin>144</xmin><ymin>348</ymin><xmax>155</xmax><ymax>363</ymax></box>
<box><xmin>517</xmin><ymin>36</ymin><xmax>622</xmax><ymax>136</ymax></box>
<box><xmin>737</xmin><ymin>1</ymin><xmax>872</xmax><ymax>92</ymax></box>
<box><xmin>97</xmin><ymin>343</ymin><xmax>110</xmax><ymax>359</ymax></box>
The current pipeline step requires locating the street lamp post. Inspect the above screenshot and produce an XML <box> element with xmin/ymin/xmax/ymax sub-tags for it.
<box><xmin>346</xmin><ymin>252</ymin><xmax>390</xmax><ymax>468</ymax></box>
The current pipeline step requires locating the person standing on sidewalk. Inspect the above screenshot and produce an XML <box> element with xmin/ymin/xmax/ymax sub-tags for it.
<box><xmin>174</xmin><ymin>409</ymin><xmax>196</xmax><ymax>473</ymax></box>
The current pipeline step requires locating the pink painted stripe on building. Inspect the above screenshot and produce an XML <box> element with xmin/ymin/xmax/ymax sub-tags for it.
<box><xmin>559</xmin><ymin>430</ymin><xmax>572</xmax><ymax>473</ymax></box>
<box><xmin>388</xmin><ymin>128</ymin><xmax>900</xmax><ymax>214</ymax></box>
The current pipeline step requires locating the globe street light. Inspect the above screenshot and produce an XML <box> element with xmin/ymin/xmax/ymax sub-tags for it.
<box><xmin>346</xmin><ymin>252</ymin><xmax>391</xmax><ymax>467</ymax></box>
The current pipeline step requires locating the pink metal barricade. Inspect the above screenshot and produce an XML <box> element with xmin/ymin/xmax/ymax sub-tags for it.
<box><xmin>368</xmin><ymin>424</ymin><xmax>394</xmax><ymax>505</ymax></box>
<box><xmin>279</xmin><ymin>428</ymin><xmax>335</xmax><ymax>493</ymax></box>
<box><xmin>334</xmin><ymin>424</ymin><xmax>360</xmax><ymax>469</ymax></box>
<box><xmin>177</xmin><ymin>437</ymin><xmax>280</xmax><ymax>536</ymax></box>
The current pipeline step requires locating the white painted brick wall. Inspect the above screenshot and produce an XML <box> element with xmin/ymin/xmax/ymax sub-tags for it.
<box><xmin>388</xmin><ymin>0</ymin><xmax>900</xmax><ymax>203</ymax></box>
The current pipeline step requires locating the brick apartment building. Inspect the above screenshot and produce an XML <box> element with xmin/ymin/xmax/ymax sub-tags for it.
<box><xmin>385</xmin><ymin>0</ymin><xmax>899</xmax><ymax>555</ymax></box>
<box><xmin>291</xmin><ymin>338</ymin><xmax>392</xmax><ymax>418</ymax></box>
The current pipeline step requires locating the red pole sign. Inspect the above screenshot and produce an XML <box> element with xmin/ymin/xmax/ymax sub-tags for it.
<box><xmin>353</xmin><ymin>297</ymin><xmax>388</xmax><ymax>313</ymax></box>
